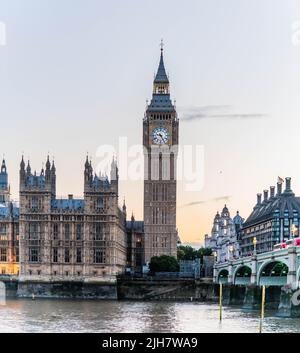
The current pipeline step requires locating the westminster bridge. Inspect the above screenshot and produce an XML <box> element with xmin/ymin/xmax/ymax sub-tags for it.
<box><xmin>214</xmin><ymin>246</ymin><xmax>300</xmax><ymax>290</ymax></box>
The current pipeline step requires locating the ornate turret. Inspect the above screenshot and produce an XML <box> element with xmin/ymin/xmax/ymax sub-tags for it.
<box><xmin>26</xmin><ymin>160</ymin><xmax>31</xmax><ymax>175</ymax></box>
<box><xmin>0</xmin><ymin>158</ymin><xmax>9</xmax><ymax>203</ymax></box>
<box><xmin>0</xmin><ymin>159</ymin><xmax>8</xmax><ymax>189</ymax></box>
<box><xmin>153</xmin><ymin>41</ymin><xmax>169</xmax><ymax>94</ymax></box>
<box><xmin>221</xmin><ymin>205</ymin><xmax>230</xmax><ymax>218</ymax></box>
<box><xmin>110</xmin><ymin>157</ymin><xmax>119</xmax><ymax>193</ymax></box>
<box><xmin>146</xmin><ymin>43</ymin><xmax>176</xmax><ymax>115</ymax></box>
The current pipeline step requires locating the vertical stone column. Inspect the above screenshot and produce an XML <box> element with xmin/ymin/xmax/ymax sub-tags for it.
<box><xmin>213</xmin><ymin>266</ymin><xmax>218</xmax><ymax>283</ymax></box>
<box><xmin>228</xmin><ymin>262</ymin><xmax>233</xmax><ymax>284</ymax></box>
<box><xmin>251</xmin><ymin>255</ymin><xmax>257</xmax><ymax>285</ymax></box>
<box><xmin>287</xmin><ymin>246</ymin><xmax>297</xmax><ymax>290</ymax></box>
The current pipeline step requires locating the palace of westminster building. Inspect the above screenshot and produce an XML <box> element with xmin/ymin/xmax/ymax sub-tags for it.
<box><xmin>0</xmin><ymin>48</ymin><xmax>180</xmax><ymax>281</ymax></box>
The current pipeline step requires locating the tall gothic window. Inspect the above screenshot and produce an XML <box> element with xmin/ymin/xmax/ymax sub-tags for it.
<box><xmin>76</xmin><ymin>248</ymin><xmax>82</xmax><ymax>263</ymax></box>
<box><xmin>29</xmin><ymin>223</ymin><xmax>39</xmax><ymax>240</ymax></box>
<box><xmin>0</xmin><ymin>248</ymin><xmax>7</xmax><ymax>262</ymax></box>
<box><xmin>64</xmin><ymin>248</ymin><xmax>70</xmax><ymax>263</ymax></box>
<box><xmin>53</xmin><ymin>224</ymin><xmax>59</xmax><ymax>240</ymax></box>
<box><xmin>29</xmin><ymin>248</ymin><xmax>39</xmax><ymax>262</ymax></box>
<box><xmin>31</xmin><ymin>196</ymin><xmax>38</xmax><ymax>210</ymax></box>
<box><xmin>94</xmin><ymin>248</ymin><xmax>105</xmax><ymax>264</ymax></box>
<box><xmin>94</xmin><ymin>223</ymin><xmax>104</xmax><ymax>240</ymax></box>
<box><xmin>95</xmin><ymin>197</ymin><xmax>104</xmax><ymax>211</ymax></box>
<box><xmin>76</xmin><ymin>224</ymin><xmax>83</xmax><ymax>240</ymax></box>
<box><xmin>64</xmin><ymin>224</ymin><xmax>70</xmax><ymax>241</ymax></box>
<box><xmin>53</xmin><ymin>248</ymin><xmax>58</xmax><ymax>263</ymax></box>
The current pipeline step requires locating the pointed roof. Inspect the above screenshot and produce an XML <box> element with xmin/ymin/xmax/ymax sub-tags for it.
<box><xmin>154</xmin><ymin>49</ymin><xmax>169</xmax><ymax>83</ymax></box>
<box><xmin>20</xmin><ymin>156</ymin><xmax>25</xmax><ymax>170</ymax></box>
<box><xmin>1</xmin><ymin>159</ymin><xmax>6</xmax><ymax>174</ymax></box>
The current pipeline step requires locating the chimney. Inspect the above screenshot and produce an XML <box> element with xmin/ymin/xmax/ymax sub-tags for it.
<box><xmin>277</xmin><ymin>182</ymin><xmax>282</xmax><ymax>196</ymax></box>
<box><xmin>257</xmin><ymin>193</ymin><xmax>262</xmax><ymax>205</ymax></box>
<box><xmin>68</xmin><ymin>194</ymin><xmax>73</xmax><ymax>200</ymax></box>
<box><xmin>263</xmin><ymin>190</ymin><xmax>269</xmax><ymax>203</ymax></box>
<box><xmin>270</xmin><ymin>186</ymin><xmax>275</xmax><ymax>199</ymax></box>
<box><xmin>285</xmin><ymin>177</ymin><xmax>291</xmax><ymax>192</ymax></box>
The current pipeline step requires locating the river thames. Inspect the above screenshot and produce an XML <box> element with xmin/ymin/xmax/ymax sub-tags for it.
<box><xmin>0</xmin><ymin>300</ymin><xmax>299</xmax><ymax>333</ymax></box>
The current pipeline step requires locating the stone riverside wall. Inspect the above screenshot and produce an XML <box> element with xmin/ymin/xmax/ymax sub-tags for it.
<box><xmin>117</xmin><ymin>278</ymin><xmax>219</xmax><ymax>301</ymax></box>
<box><xmin>2</xmin><ymin>277</ymin><xmax>300</xmax><ymax>317</ymax></box>
<box><xmin>17</xmin><ymin>281</ymin><xmax>117</xmax><ymax>299</ymax></box>
<box><xmin>117</xmin><ymin>278</ymin><xmax>300</xmax><ymax>317</ymax></box>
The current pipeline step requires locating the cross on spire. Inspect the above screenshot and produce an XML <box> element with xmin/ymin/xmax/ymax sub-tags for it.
<box><xmin>160</xmin><ymin>39</ymin><xmax>164</xmax><ymax>52</ymax></box>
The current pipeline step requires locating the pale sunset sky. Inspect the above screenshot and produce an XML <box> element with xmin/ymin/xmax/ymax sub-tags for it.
<box><xmin>0</xmin><ymin>0</ymin><xmax>300</xmax><ymax>246</ymax></box>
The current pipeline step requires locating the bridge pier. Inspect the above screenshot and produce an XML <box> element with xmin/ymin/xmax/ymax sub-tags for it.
<box><xmin>250</xmin><ymin>255</ymin><xmax>257</xmax><ymax>285</ymax></box>
<box><xmin>287</xmin><ymin>247</ymin><xmax>298</xmax><ymax>290</ymax></box>
<box><xmin>278</xmin><ymin>286</ymin><xmax>300</xmax><ymax>318</ymax></box>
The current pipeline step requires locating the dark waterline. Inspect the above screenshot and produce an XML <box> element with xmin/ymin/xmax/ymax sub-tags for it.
<box><xmin>0</xmin><ymin>299</ymin><xmax>300</xmax><ymax>333</ymax></box>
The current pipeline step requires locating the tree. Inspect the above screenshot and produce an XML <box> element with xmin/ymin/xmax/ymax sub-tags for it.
<box><xmin>149</xmin><ymin>255</ymin><xmax>179</xmax><ymax>273</ymax></box>
<box><xmin>177</xmin><ymin>245</ymin><xmax>212</xmax><ymax>262</ymax></box>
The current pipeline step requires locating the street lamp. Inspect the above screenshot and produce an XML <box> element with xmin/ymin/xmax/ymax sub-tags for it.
<box><xmin>253</xmin><ymin>236</ymin><xmax>257</xmax><ymax>255</ymax></box>
<box><xmin>229</xmin><ymin>245</ymin><xmax>234</xmax><ymax>260</ymax></box>
<box><xmin>213</xmin><ymin>251</ymin><xmax>218</xmax><ymax>263</ymax></box>
<box><xmin>291</xmin><ymin>224</ymin><xmax>298</xmax><ymax>238</ymax></box>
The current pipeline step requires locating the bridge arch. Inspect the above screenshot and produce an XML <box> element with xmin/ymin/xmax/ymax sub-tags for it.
<box><xmin>218</xmin><ymin>269</ymin><xmax>229</xmax><ymax>284</ymax></box>
<box><xmin>233</xmin><ymin>265</ymin><xmax>252</xmax><ymax>285</ymax></box>
<box><xmin>258</xmin><ymin>261</ymin><xmax>289</xmax><ymax>286</ymax></box>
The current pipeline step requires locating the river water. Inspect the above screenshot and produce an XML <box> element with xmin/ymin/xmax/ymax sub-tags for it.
<box><xmin>0</xmin><ymin>299</ymin><xmax>299</xmax><ymax>333</ymax></box>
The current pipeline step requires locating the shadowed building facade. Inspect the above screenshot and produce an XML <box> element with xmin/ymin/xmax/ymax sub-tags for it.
<box><xmin>19</xmin><ymin>156</ymin><xmax>127</xmax><ymax>282</ymax></box>
<box><xmin>240</xmin><ymin>178</ymin><xmax>300</xmax><ymax>256</ymax></box>
<box><xmin>143</xmin><ymin>47</ymin><xmax>179</xmax><ymax>264</ymax></box>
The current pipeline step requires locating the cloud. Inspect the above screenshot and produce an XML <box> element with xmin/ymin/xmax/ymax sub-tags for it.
<box><xmin>181</xmin><ymin>195</ymin><xmax>231</xmax><ymax>208</ymax></box>
<box><xmin>179</xmin><ymin>105</ymin><xmax>268</xmax><ymax>122</ymax></box>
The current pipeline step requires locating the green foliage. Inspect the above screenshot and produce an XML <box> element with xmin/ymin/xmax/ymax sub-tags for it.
<box><xmin>177</xmin><ymin>245</ymin><xmax>212</xmax><ymax>262</ymax></box>
<box><xmin>149</xmin><ymin>255</ymin><xmax>179</xmax><ymax>273</ymax></box>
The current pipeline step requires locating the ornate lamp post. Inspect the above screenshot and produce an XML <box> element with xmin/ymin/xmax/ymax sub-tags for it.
<box><xmin>291</xmin><ymin>224</ymin><xmax>298</xmax><ymax>238</ymax></box>
<box><xmin>229</xmin><ymin>245</ymin><xmax>234</xmax><ymax>261</ymax></box>
<box><xmin>253</xmin><ymin>236</ymin><xmax>257</xmax><ymax>255</ymax></box>
<box><xmin>213</xmin><ymin>251</ymin><xmax>218</xmax><ymax>263</ymax></box>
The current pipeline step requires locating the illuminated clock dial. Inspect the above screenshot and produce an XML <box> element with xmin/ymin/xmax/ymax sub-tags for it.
<box><xmin>151</xmin><ymin>127</ymin><xmax>170</xmax><ymax>145</ymax></box>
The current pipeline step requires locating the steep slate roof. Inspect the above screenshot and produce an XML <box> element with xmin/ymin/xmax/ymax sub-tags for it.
<box><xmin>26</xmin><ymin>174</ymin><xmax>45</xmax><ymax>188</ymax></box>
<box><xmin>51</xmin><ymin>199</ymin><xmax>85</xmax><ymax>211</ymax></box>
<box><xmin>0</xmin><ymin>203</ymin><xmax>19</xmax><ymax>218</ymax></box>
<box><xmin>154</xmin><ymin>52</ymin><xmax>169</xmax><ymax>83</ymax></box>
<box><xmin>147</xmin><ymin>51</ymin><xmax>175</xmax><ymax>113</ymax></box>
<box><xmin>91</xmin><ymin>175</ymin><xmax>110</xmax><ymax>189</ymax></box>
<box><xmin>126</xmin><ymin>220</ymin><xmax>144</xmax><ymax>233</ymax></box>
<box><xmin>243</xmin><ymin>190</ymin><xmax>300</xmax><ymax>227</ymax></box>
<box><xmin>147</xmin><ymin>94</ymin><xmax>175</xmax><ymax>112</ymax></box>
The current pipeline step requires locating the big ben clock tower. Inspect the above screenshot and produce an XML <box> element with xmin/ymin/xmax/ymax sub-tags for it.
<box><xmin>143</xmin><ymin>44</ymin><xmax>179</xmax><ymax>264</ymax></box>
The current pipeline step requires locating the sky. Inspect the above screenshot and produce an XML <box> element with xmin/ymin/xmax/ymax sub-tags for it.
<box><xmin>0</xmin><ymin>0</ymin><xmax>300</xmax><ymax>246</ymax></box>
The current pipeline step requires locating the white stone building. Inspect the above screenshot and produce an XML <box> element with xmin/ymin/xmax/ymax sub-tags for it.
<box><xmin>204</xmin><ymin>205</ymin><xmax>244</xmax><ymax>263</ymax></box>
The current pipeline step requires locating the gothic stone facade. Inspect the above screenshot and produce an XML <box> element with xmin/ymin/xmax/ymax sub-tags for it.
<box><xmin>143</xmin><ymin>48</ymin><xmax>179</xmax><ymax>263</ymax></box>
<box><xmin>0</xmin><ymin>159</ymin><xmax>19</xmax><ymax>275</ymax></box>
<box><xmin>19</xmin><ymin>156</ymin><xmax>127</xmax><ymax>282</ymax></box>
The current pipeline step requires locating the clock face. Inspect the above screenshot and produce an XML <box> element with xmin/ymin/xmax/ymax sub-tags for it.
<box><xmin>151</xmin><ymin>127</ymin><xmax>170</xmax><ymax>145</ymax></box>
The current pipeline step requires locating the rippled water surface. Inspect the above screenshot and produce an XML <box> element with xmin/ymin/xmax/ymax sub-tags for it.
<box><xmin>0</xmin><ymin>300</ymin><xmax>300</xmax><ymax>333</ymax></box>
